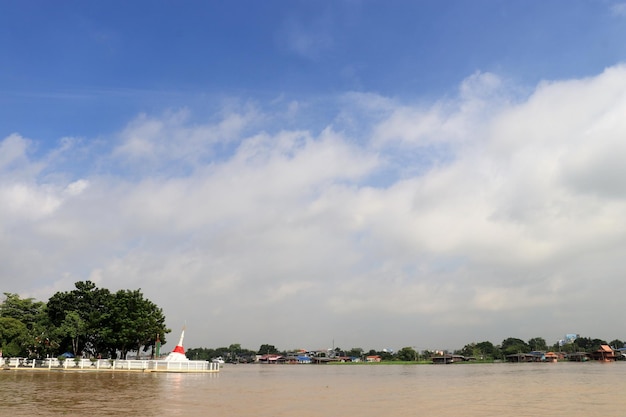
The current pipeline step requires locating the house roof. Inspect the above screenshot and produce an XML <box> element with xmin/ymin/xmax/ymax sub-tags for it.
<box><xmin>259</xmin><ymin>354</ymin><xmax>283</xmax><ymax>360</ymax></box>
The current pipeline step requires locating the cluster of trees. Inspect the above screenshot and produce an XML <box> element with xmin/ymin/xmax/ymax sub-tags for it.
<box><xmin>186</xmin><ymin>344</ymin><xmax>378</xmax><ymax>363</ymax></box>
<box><xmin>187</xmin><ymin>344</ymin><xmax>257</xmax><ymax>362</ymax></box>
<box><xmin>0</xmin><ymin>281</ymin><xmax>170</xmax><ymax>359</ymax></box>
<box><xmin>457</xmin><ymin>336</ymin><xmax>624</xmax><ymax>360</ymax></box>
<box><xmin>187</xmin><ymin>335</ymin><xmax>625</xmax><ymax>363</ymax></box>
<box><xmin>383</xmin><ymin>337</ymin><xmax>624</xmax><ymax>362</ymax></box>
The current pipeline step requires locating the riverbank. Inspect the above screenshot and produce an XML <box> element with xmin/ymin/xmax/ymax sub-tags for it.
<box><xmin>328</xmin><ymin>359</ymin><xmax>497</xmax><ymax>365</ymax></box>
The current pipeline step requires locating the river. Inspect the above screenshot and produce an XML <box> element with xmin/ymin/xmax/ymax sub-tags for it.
<box><xmin>0</xmin><ymin>362</ymin><xmax>624</xmax><ymax>416</ymax></box>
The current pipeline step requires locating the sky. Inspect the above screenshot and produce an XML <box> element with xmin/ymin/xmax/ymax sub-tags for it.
<box><xmin>2</xmin><ymin>0</ymin><xmax>626</xmax><ymax>353</ymax></box>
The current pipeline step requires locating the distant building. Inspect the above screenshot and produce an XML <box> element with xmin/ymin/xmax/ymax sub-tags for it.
<box><xmin>559</xmin><ymin>333</ymin><xmax>579</xmax><ymax>346</ymax></box>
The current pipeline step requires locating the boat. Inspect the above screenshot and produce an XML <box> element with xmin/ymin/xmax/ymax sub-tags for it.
<box><xmin>212</xmin><ymin>357</ymin><xmax>225</xmax><ymax>365</ymax></box>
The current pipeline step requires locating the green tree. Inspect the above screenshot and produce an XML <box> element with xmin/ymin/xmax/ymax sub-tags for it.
<box><xmin>0</xmin><ymin>317</ymin><xmax>29</xmax><ymax>357</ymax></box>
<box><xmin>106</xmin><ymin>289</ymin><xmax>169</xmax><ymax>359</ymax></box>
<box><xmin>475</xmin><ymin>341</ymin><xmax>500</xmax><ymax>359</ymax></box>
<box><xmin>258</xmin><ymin>344</ymin><xmax>278</xmax><ymax>355</ymax></box>
<box><xmin>458</xmin><ymin>343</ymin><xmax>478</xmax><ymax>358</ymax></box>
<box><xmin>396</xmin><ymin>346</ymin><xmax>418</xmax><ymax>361</ymax></box>
<box><xmin>346</xmin><ymin>347</ymin><xmax>364</xmax><ymax>358</ymax></box>
<box><xmin>47</xmin><ymin>281</ymin><xmax>169</xmax><ymax>358</ymax></box>
<box><xmin>47</xmin><ymin>281</ymin><xmax>113</xmax><ymax>356</ymax></box>
<box><xmin>234</xmin><ymin>346</ymin><xmax>257</xmax><ymax>362</ymax></box>
<box><xmin>373</xmin><ymin>350</ymin><xmax>393</xmax><ymax>361</ymax></box>
<box><xmin>500</xmin><ymin>337</ymin><xmax>530</xmax><ymax>355</ymax></box>
<box><xmin>589</xmin><ymin>338</ymin><xmax>608</xmax><ymax>351</ymax></box>
<box><xmin>186</xmin><ymin>347</ymin><xmax>215</xmax><ymax>360</ymax></box>
<box><xmin>60</xmin><ymin>311</ymin><xmax>86</xmax><ymax>357</ymax></box>
<box><xmin>528</xmin><ymin>337</ymin><xmax>547</xmax><ymax>351</ymax></box>
<box><xmin>1</xmin><ymin>293</ymin><xmax>53</xmax><ymax>358</ymax></box>
<box><xmin>0</xmin><ymin>293</ymin><xmax>46</xmax><ymax>328</ymax></box>
<box><xmin>228</xmin><ymin>344</ymin><xmax>241</xmax><ymax>361</ymax></box>
<box><xmin>574</xmin><ymin>336</ymin><xmax>607</xmax><ymax>352</ymax></box>
<box><xmin>609</xmin><ymin>339</ymin><xmax>624</xmax><ymax>349</ymax></box>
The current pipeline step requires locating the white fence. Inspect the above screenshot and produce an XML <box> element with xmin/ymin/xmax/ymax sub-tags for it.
<box><xmin>4</xmin><ymin>357</ymin><xmax>219</xmax><ymax>372</ymax></box>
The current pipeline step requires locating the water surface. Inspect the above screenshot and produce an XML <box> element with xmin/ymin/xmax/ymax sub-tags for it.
<box><xmin>1</xmin><ymin>362</ymin><xmax>624</xmax><ymax>416</ymax></box>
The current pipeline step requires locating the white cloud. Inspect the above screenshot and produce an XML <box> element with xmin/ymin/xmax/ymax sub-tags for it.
<box><xmin>0</xmin><ymin>133</ymin><xmax>48</xmax><ymax>181</ymax></box>
<box><xmin>368</xmin><ymin>72</ymin><xmax>512</xmax><ymax>181</ymax></box>
<box><xmin>611</xmin><ymin>2</ymin><xmax>626</xmax><ymax>16</ymax></box>
<box><xmin>0</xmin><ymin>134</ymin><xmax>90</xmax><ymax>224</ymax></box>
<box><xmin>0</xmin><ymin>133</ymin><xmax>29</xmax><ymax>170</ymax></box>
<box><xmin>112</xmin><ymin>107</ymin><xmax>257</xmax><ymax>170</ymax></box>
<box><xmin>0</xmin><ymin>183</ymin><xmax>61</xmax><ymax>221</ymax></box>
<box><xmin>3</xmin><ymin>65</ymin><xmax>626</xmax><ymax>349</ymax></box>
<box><xmin>64</xmin><ymin>179</ymin><xmax>89</xmax><ymax>196</ymax></box>
<box><xmin>278</xmin><ymin>15</ymin><xmax>334</xmax><ymax>60</ymax></box>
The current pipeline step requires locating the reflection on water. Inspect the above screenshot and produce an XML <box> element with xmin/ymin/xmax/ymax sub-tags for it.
<box><xmin>1</xmin><ymin>363</ymin><xmax>625</xmax><ymax>416</ymax></box>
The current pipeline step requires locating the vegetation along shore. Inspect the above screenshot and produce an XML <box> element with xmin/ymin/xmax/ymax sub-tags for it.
<box><xmin>2</xmin><ymin>281</ymin><xmax>624</xmax><ymax>366</ymax></box>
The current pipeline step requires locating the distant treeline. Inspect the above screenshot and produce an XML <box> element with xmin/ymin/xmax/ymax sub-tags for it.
<box><xmin>0</xmin><ymin>281</ymin><xmax>169</xmax><ymax>359</ymax></box>
<box><xmin>187</xmin><ymin>337</ymin><xmax>625</xmax><ymax>363</ymax></box>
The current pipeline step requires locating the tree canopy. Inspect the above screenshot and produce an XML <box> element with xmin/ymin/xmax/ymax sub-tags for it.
<box><xmin>500</xmin><ymin>337</ymin><xmax>531</xmax><ymax>355</ymax></box>
<box><xmin>1</xmin><ymin>281</ymin><xmax>169</xmax><ymax>359</ymax></box>
<box><xmin>258</xmin><ymin>344</ymin><xmax>279</xmax><ymax>355</ymax></box>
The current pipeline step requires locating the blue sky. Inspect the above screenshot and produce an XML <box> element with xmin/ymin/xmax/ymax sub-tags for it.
<box><xmin>2</xmin><ymin>0</ymin><xmax>626</xmax><ymax>352</ymax></box>
<box><xmin>4</xmin><ymin>0</ymin><xmax>625</xmax><ymax>144</ymax></box>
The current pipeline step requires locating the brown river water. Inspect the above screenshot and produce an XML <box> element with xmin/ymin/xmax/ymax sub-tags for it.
<box><xmin>1</xmin><ymin>362</ymin><xmax>624</xmax><ymax>416</ymax></box>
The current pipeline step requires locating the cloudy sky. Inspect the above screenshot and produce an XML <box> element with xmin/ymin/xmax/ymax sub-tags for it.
<box><xmin>2</xmin><ymin>0</ymin><xmax>626</xmax><ymax>353</ymax></box>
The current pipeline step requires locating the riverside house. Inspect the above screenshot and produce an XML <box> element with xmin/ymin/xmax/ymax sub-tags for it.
<box><xmin>590</xmin><ymin>345</ymin><xmax>616</xmax><ymax>362</ymax></box>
